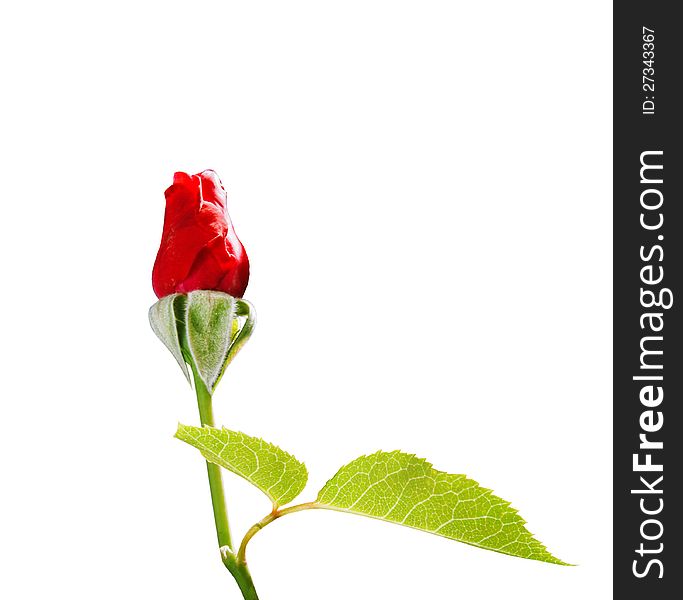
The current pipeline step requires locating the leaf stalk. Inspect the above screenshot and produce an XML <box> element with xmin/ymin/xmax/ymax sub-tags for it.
<box><xmin>237</xmin><ymin>502</ymin><xmax>320</xmax><ymax>564</ymax></box>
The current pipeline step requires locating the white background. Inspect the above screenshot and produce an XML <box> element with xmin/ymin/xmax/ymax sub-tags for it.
<box><xmin>0</xmin><ymin>1</ymin><xmax>612</xmax><ymax>598</ymax></box>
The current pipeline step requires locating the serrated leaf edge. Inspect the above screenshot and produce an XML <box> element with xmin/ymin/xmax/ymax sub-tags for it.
<box><xmin>175</xmin><ymin>424</ymin><xmax>308</xmax><ymax>507</ymax></box>
<box><xmin>316</xmin><ymin>450</ymin><xmax>570</xmax><ymax>566</ymax></box>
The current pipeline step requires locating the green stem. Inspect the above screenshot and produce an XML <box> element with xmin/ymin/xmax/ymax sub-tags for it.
<box><xmin>192</xmin><ymin>369</ymin><xmax>233</xmax><ymax>550</ymax></box>
<box><xmin>190</xmin><ymin>367</ymin><xmax>260</xmax><ymax>599</ymax></box>
<box><xmin>223</xmin><ymin>551</ymin><xmax>260</xmax><ymax>600</ymax></box>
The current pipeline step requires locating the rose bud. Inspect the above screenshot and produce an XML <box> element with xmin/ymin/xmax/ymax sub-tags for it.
<box><xmin>152</xmin><ymin>170</ymin><xmax>249</xmax><ymax>299</ymax></box>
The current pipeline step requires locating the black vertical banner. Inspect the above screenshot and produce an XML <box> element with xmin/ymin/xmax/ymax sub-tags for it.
<box><xmin>614</xmin><ymin>2</ymin><xmax>682</xmax><ymax>597</ymax></box>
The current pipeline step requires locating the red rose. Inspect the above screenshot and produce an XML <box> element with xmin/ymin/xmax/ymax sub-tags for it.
<box><xmin>152</xmin><ymin>170</ymin><xmax>249</xmax><ymax>299</ymax></box>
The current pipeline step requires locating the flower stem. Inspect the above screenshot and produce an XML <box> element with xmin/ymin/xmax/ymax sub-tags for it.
<box><xmin>191</xmin><ymin>366</ymin><xmax>260</xmax><ymax>599</ymax></box>
<box><xmin>192</xmin><ymin>369</ymin><xmax>232</xmax><ymax>550</ymax></box>
<box><xmin>223</xmin><ymin>551</ymin><xmax>260</xmax><ymax>600</ymax></box>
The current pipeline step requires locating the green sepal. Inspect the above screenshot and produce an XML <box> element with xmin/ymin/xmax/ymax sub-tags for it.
<box><xmin>148</xmin><ymin>294</ymin><xmax>190</xmax><ymax>384</ymax></box>
<box><xmin>149</xmin><ymin>291</ymin><xmax>256</xmax><ymax>391</ymax></box>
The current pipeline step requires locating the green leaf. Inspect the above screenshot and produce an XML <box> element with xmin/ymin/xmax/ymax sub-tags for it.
<box><xmin>176</xmin><ymin>424</ymin><xmax>308</xmax><ymax>507</ymax></box>
<box><xmin>316</xmin><ymin>451</ymin><xmax>567</xmax><ymax>565</ymax></box>
<box><xmin>148</xmin><ymin>294</ymin><xmax>190</xmax><ymax>384</ymax></box>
